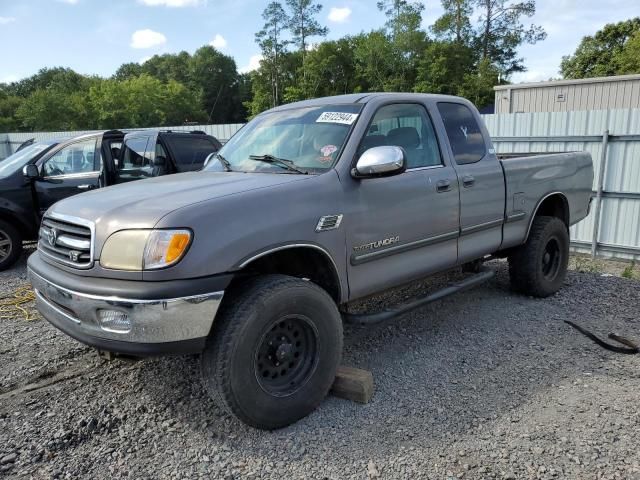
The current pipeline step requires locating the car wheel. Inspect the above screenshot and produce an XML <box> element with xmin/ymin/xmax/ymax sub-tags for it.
<box><xmin>201</xmin><ymin>274</ymin><xmax>343</xmax><ymax>430</ymax></box>
<box><xmin>0</xmin><ymin>220</ymin><xmax>22</xmax><ymax>271</ymax></box>
<box><xmin>508</xmin><ymin>216</ymin><xmax>569</xmax><ymax>297</ymax></box>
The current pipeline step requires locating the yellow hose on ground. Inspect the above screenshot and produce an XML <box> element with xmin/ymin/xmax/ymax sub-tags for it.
<box><xmin>0</xmin><ymin>284</ymin><xmax>38</xmax><ymax>321</ymax></box>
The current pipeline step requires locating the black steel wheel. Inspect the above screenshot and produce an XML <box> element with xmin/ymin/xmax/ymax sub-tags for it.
<box><xmin>255</xmin><ymin>315</ymin><xmax>319</xmax><ymax>396</ymax></box>
<box><xmin>541</xmin><ymin>237</ymin><xmax>561</xmax><ymax>280</ymax></box>
<box><xmin>201</xmin><ymin>275</ymin><xmax>343</xmax><ymax>430</ymax></box>
<box><xmin>508</xmin><ymin>216</ymin><xmax>569</xmax><ymax>297</ymax></box>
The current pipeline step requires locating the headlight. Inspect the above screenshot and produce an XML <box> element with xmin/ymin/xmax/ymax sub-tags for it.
<box><xmin>100</xmin><ymin>229</ymin><xmax>192</xmax><ymax>271</ymax></box>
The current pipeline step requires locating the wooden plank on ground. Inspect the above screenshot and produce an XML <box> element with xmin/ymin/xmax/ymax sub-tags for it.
<box><xmin>331</xmin><ymin>366</ymin><xmax>374</xmax><ymax>404</ymax></box>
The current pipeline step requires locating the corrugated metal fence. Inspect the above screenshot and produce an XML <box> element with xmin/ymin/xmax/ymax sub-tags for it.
<box><xmin>1</xmin><ymin>109</ymin><xmax>638</xmax><ymax>260</ymax></box>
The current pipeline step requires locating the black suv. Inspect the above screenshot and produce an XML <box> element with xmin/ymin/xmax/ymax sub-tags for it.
<box><xmin>0</xmin><ymin>129</ymin><xmax>221</xmax><ymax>270</ymax></box>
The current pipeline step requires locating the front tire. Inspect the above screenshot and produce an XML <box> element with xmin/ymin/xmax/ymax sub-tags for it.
<box><xmin>508</xmin><ymin>216</ymin><xmax>569</xmax><ymax>297</ymax></box>
<box><xmin>201</xmin><ymin>275</ymin><xmax>343</xmax><ymax>430</ymax></box>
<box><xmin>0</xmin><ymin>220</ymin><xmax>22</xmax><ymax>271</ymax></box>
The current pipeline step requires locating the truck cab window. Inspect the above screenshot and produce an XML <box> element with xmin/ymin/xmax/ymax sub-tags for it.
<box><xmin>42</xmin><ymin>138</ymin><xmax>99</xmax><ymax>177</ymax></box>
<box><xmin>359</xmin><ymin>104</ymin><xmax>442</xmax><ymax>169</ymax></box>
<box><xmin>437</xmin><ymin>102</ymin><xmax>486</xmax><ymax>165</ymax></box>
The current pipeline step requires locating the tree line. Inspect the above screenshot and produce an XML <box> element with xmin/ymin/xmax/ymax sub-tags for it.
<box><xmin>1</xmin><ymin>1</ymin><xmax>639</xmax><ymax>133</ymax></box>
<box><xmin>0</xmin><ymin>46</ymin><xmax>250</xmax><ymax>132</ymax></box>
<box><xmin>247</xmin><ymin>0</ymin><xmax>547</xmax><ymax>116</ymax></box>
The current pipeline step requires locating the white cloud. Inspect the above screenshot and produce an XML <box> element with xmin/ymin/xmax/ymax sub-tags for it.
<box><xmin>328</xmin><ymin>7</ymin><xmax>351</xmax><ymax>23</ymax></box>
<box><xmin>130</xmin><ymin>29</ymin><xmax>167</xmax><ymax>49</ymax></box>
<box><xmin>138</xmin><ymin>0</ymin><xmax>201</xmax><ymax>6</ymax></box>
<box><xmin>57</xmin><ymin>0</ymin><xmax>80</xmax><ymax>4</ymax></box>
<box><xmin>239</xmin><ymin>54</ymin><xmax>262</xmax><ymax>74</ymax></box>
<box><xmin>0</xmin><ymin>16</ymin><xmax>16</xmax><ymax>24</ymax></box>
<box><xmin>209</xmin><ymin>34</ymin><xmax>227</xmax><ymax>50</ymax></box>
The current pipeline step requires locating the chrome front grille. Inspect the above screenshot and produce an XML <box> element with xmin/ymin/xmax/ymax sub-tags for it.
<box><xmin>38</xmin><ymin>215</ymin><xmax>93</xmax><ymax>268</ymax></box>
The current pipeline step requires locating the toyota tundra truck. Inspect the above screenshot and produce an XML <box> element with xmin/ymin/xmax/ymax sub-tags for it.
<box><xmin>27</xmin><ymin>93</ymin><xmax>593</xmax><ymax>429</ymax></box>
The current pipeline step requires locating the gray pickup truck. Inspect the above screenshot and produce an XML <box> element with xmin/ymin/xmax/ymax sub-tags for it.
<box><xmin>28</xmin><ymin>93</ymin><xmax>593</xmax><ymax>429</ymax></box>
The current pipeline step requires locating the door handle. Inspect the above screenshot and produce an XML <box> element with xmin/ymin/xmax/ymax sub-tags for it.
<box><xmin>436</xmin><ymin>179</ymin><xmax>452</xmax><ymax>193</ymax></box>
<box><xmin>77</xmin><ymin>184</ymin><xmax>95</xmax><ymax>190</ymax></box>
<box><xmin>462</xmin><ymin>175</ymin><xmax>475</xmax><ymax>188</ymax></box>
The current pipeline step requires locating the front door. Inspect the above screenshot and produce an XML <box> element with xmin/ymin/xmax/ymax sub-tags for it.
<box><xmin>436</xmin><ymin>102</ymin><xmax>505</xmax><ymax>263</ymax></box>
<box><xmin>33</xmin><ymin>137</ymin><xmax>102</xmax><ymax>216</ymax></box>
<box><xmin>344</xmin><ymin>103</ymin><xmax>460</xmax><ymax>300</ymax></box>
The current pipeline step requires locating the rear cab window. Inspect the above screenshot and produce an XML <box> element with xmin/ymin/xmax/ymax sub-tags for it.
<box><xmin>437</xmin><ymin>102</ymin><xmax>486</xmax><ymax>164</ymax></box>
<box><xmin>164</xmin><ymin>135</ymin><xmax>220</xmax><ymax>172</ymax></box>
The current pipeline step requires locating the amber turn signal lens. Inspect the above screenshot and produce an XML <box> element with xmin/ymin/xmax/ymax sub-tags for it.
<box><xmin>165</xmin><ymin>233</ymin><xmax>190</xmax><ymax>263</ymax></box>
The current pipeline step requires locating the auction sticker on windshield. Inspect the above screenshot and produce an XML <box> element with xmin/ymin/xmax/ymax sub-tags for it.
<box><xmin>316</xmin><ymin>112</ymin><xmax>359</xmax><ymax>125</ymax></box>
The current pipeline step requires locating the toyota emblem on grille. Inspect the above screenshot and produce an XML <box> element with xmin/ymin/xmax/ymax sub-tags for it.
<box><xmin>47</xmin><ymin>227</ymin><xmax>58</xmax><ymax>247</ymax></box>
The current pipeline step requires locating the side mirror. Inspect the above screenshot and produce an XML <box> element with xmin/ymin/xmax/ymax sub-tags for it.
<box><xmin>23</xmin><ymin>164</ymin><xmax>39</xmax><ymax>179</ymax></box>
<box><xmin>352</xmin><ymin>146</ymin><xmax>406</xmax><ymax>178</ymax></box>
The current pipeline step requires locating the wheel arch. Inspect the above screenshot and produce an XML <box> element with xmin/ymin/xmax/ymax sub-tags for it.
<box><xmin>526</xmin><ymin>192</ymin><xmax>570</xmax><ymax>239</ymax></box>
<box><xmin>232</xmin><ymin>244</ymin><xmax>343</xmax><ymax>304</ymax></box>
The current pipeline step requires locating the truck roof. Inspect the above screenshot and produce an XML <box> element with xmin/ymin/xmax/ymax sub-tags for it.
<box><xmin>266</xmin><ymin>92</ymin><xmax>468</xmax><ymax>113</ymax></box>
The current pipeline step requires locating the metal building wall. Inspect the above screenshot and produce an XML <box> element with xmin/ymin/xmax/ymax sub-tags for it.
<box><xmin>494</xmin><ymin>75</ymin><xmax>640</xmax><ymax>114</ymax></box>
<box><xmin>482</xmin><ymin>108</ymin><xmax>640</xmax><ymax>260</ymax></box>
<box><xmin>0</xmin><ymin>123</ymin><xmax>245</xmax><ymax>160</ymax></box>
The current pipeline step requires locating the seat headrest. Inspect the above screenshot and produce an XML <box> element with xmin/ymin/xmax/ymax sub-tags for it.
<box><xmin>360</xmin><ymin>134</ymin><xmax>387</xmax><ymax>151</ymax></box>
<box><xmin>387</xmin><ymin>127</ymin><xmax>420</xmax><ymax>149</ymax></box>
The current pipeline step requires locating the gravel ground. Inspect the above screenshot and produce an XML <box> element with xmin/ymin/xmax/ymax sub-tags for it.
<box><xmin>1</xmin><ymin>251</ymin><xmax>639</xmax><ymax>479</ymax></box>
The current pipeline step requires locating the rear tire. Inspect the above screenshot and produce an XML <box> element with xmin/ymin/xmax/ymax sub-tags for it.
<box><xmin>508</xmin><ymin>216</ymin><xmax>569</xmax><ymax>297</ymax></box>
<box><xmin>201</xmin><ymin>275</ymin><xmax>343</xmax><ymax>430</ymax></box>
<box><xmin>0</xmin><ymin>220</ymin><xmax>22</xmax><ymax>271</ymax></box>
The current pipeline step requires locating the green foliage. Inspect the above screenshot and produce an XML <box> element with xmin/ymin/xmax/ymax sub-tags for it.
<box><xmin>89</xmin><ymin>75</ymin><xmax>205</xmax><ymax>129</ymax></box>
<box><xmin>561</xmin><ymin>18</ymin><xmax>640</xmax><ymax>79</ymax></box>
<box><xmin>432</xmin><ymin>0</ymin><xmax>473</xmax><ymax>43</ymax></box>
<box><xmin>474</xmin><ymin>0</ymin><xmax>546</xmax><ymax>75</ymax></box>
<box><xmin>285</xmin><ymin>0</ymin><xmax>328</xmax><ymax>54</ymax></box>
<box><xmin>621</xmin><ymin>261</ymin><xmax>636</xmax><ymax>279</ymax></box>
<box><xmin>415</xmin><ymin>41</ymin><xmax>475</xmax><ymax>94</ymax></box>
<box><xmin>616</xmin><ymin>31</ymin><xmax>640</xmax><ymax>74</ymax></box>
<box><xmin>255</xmin><ymin>2</ymin><xmax>291</xmax><ymax>107</ymax></box>
<box><xmin>0</xmin><ymin>47</ymin><xmax>248</xmax><ymax>132</ymax></box>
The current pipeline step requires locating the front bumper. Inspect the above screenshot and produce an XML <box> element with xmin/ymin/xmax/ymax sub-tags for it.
<box><xmin>28</xmin><ymin>253</ymin><xmax>227</xmax><ymax>356</ymax></box>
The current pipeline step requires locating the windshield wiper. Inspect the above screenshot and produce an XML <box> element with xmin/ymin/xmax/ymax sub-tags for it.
<box><xmin>248</xmin><ymin>154</ymin><xmax>308</xmax><ymax>174</ymax></box>
<box><xmin>214</xmin><ymin>153</ymin><xmax>233</xmax><ymax>172</ymax></box>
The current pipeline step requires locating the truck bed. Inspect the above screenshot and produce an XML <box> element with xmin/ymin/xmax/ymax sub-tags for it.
<box><xmin>498</xmin><ymin>152</ymin><xmax>594</xmax><ymax>250</ymax></box>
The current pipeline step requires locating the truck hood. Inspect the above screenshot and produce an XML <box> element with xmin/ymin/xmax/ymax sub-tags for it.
<box><xmin>48</xmin><ymin>171</ymin><xmax>311</xmax><ymax>231</ymax></box>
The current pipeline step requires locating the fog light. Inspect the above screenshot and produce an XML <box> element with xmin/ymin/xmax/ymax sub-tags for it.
<box><xmin>97</xmin><ymin>309</ymin><xmax>131</xmax><ymax>333</ymax></box>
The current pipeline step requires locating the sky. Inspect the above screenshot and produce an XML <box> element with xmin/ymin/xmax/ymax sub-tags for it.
<box><xmin>0</xmin><ymin>0</ymin><xmax>638</xmax><ymax>86</ymax></box>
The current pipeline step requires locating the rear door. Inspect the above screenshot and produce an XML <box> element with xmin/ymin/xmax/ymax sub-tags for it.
<box><xmin>33</xmin><ymin>137</ymin><xmax>102</xmax><ymax>215</ymax></box>
<box><xmin>436</xmin><ymin>102</ymin><xmax>505</xmax><ymax>263</ymax></box>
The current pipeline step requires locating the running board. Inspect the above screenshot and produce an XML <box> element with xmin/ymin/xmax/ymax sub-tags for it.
<box><xmin>341</xmin><ymin>269</ymin><xmax>495</xmax><ymax>325</ymax></box>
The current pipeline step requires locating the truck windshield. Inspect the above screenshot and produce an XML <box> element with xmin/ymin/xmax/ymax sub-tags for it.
<box><xmin>0</xmin><ymin>142</ymin><xmax>55</xmax><ymax>178</ymax></box>
<box><xmin>204</xmin><ymin>104</ymin><xmax>363</xmax><ymax>174</ymax></box>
